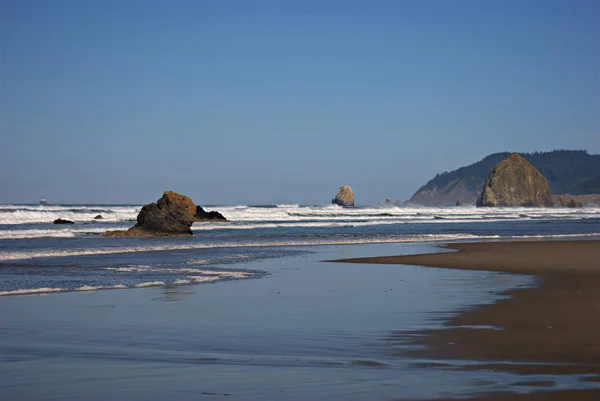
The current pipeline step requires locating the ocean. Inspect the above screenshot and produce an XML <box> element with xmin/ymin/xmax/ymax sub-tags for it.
<box><xmin>1</xmin><ymin>203</ymin><xmax>599</xmax><ymax>400</ymax></box>
<box><xmin>0</xmin><ymin>203</ymin><xmax>599</xmax><ymax>295</ymax></box>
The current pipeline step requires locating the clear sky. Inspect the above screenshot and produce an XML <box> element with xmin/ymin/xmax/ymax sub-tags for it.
<box><xmin>2</xmin><ymin>0</ymin><xmax>599</xmax><ymax>205</ymax></box>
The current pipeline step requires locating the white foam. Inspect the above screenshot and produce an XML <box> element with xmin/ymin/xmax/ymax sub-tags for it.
<box><xmin>0</xmin><ymin>205</ymin><xmax>140</xmax><ymax>225</ymax></box>
<box><xmin>187</xmin><ymin>276</ymin><xmax>221</xmax><ymax>283</ymax></box>
<box><xmin>0</xmin><ymin>287</ymin><xmax>67</xmax><ymax>296</ymax></box>
<box><xmin>3</xmin><ymin>203</ymin><xmax>599</xmax><ymax>239</ymax></box>
<box><xmin>173</xmin><ymin>279</ymin><xmax>192</xmax><ymax>285</ymax></box>
<box><xmin>0</xmin><ymin>233</ymin><xmax>511</xmax><ymax>261</ymax></box>
<box><xmin>193</xmin><ymin>270</ymin><xmax>250</xmax><ymax>278</ymax></box>
<box><xmin>73</xmin><ymin>284</ymin><xmax>128</xmax><ymax>292</ymax></box>
<box><xmin>104</xmin><ymin>265</ymin><xmax>154</xmax><ymax>272</ymax></box>
<box><xmin>185</xmin><ymin>259</ymin><xmax>211</xmax><ymax>265</ymax></box>
<box><xmin>0</xmin><ymin>229</ymin><xmax>78</xmax><ymax>239</ymax></box>
<box><xmin>134</xmin><ymin>281</ymin><xmax>165</xmax><ymax>288</ymax></box>
<box><xmin>75</xmin><ymin>285</ymin><xmax>103</xmax><ymax>291</ymax></box>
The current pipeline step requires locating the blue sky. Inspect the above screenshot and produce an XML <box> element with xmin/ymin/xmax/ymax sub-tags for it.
<box><xmin>2</xmin><ymin>0</ymin><xmax>599</xmax><ymax>205</ymax></box>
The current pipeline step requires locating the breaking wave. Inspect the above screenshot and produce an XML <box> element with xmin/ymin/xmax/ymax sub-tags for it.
<box><xmin>0</xmin><ymin>204</ymin><xmax>139</xmax><ymax>224</ymax></box>
<box><xmin>3</xmin><ymin>233</ymin><xmax>599</xmax><ymax>262</ymax></box>
<box><xmin>1</xmin><ymin>203</ymin><xmax>598</xmax><ymax>239</ymax></box>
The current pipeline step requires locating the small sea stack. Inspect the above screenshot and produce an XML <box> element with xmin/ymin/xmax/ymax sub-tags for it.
<box><xmin>332</xmin><ymin>185</ymin><xmax>355</xmax><ymax>207</ymax></box>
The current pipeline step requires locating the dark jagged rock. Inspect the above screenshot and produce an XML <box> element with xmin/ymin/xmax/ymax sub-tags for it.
<box><xmin>555</xmin><ymin>196</ymin><xmax>583</xmax><ymax>208</ymax></box>
<box><xmin>194</xmin><ymin>206</ymin><xmax>228</xmax><ymax>222</ymax></box>
<box><xmin>384</xmin><ymin>198</ymin><xmax>394</xmax><ymax>206</ymax></box>
<box><xmin>455</xmin><ymin>200</ymin><xmax>463</xmax><ymax>206</ymax></box>
<box><xmin>94</xmin><ymin>215</ymin><xmax>104</xmax><ymax>220</ymax></box>
<box><xmin>54</xmin><ymin>218</ymin><xmax>74</xmax><ymax>224</ymax></box>
<box><xmin>104</xmin><ymin>191</ymin><xmax>196</xmax><ymax>237</ymax></box>
<box><xmin>332</xmin><ymin>185</ymin><xmax>355</xmax><ymax>206</ymax></box>
<box><xmin>477</xmin><ymin>153</ymin><xmax>553</xmax><ymax>207</ymax></box>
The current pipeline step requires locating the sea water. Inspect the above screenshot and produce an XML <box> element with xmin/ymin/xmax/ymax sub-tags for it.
<box><xmin>1</xmin><ymin>203</ymin><xmax>599</xmax><ymax>294</ymax></box>
<box><xmin>1</xmin><ymin>204</ymin><xmax>600</xmax><ymax>400</ymax></box>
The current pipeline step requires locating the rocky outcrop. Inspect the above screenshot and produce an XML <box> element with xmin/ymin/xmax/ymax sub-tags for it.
<box><xmin>552</xmin><ymin>194</ymin><xmax>599</xmax><ymax>207</ymax></box>
<box><xmin>94</xmin><ymin>215</ymin><xmax>103</xmax><ymax>220</ymax></box>
<box><xmin>384</xmin><ymin>198</ymin><xmax>393</xmax><ymax>206</ymax></box>
<box><xmin>477</xmin><ymin>153</ymin><xmax>553</xmax><ymax>207</ymax></box>
<box><xmin>54</xmin><ymin>218</ymin><xmax>74</xmax><ymax>224</ymax></box>
<box><xmin>104</xmin><ymin>191</ymin><xmax>196</xmax><ymax>237</ymax></box>
<box><xmin>455</xmin><ymin>199</ymin><xmax>463</xmax><ymax>206</ymax></box>
<box><xmin>554</xmin><ymin>195</ymin><xmax>583</xmax><ymax>208</ymax></box>
<box><xmin>332</xmin><ymin>185</ymin><xmax>355</xmax><ymax>206</ymax></box>
<box><xmin>194</xmin><ymin>206</ymin><xmax>228</xmax><ymax>222</ymax></box>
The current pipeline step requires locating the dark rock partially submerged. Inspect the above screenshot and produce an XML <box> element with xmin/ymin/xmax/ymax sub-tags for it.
<box><xmin>477</xmin><ymin>153</ymin><xmax>553</xmax><ymax>207</ymax></box>
<box><xmin>94</xmin><ymin>215</ymin><xmax>103</xmax><ymax>220</ymax></box>
<box><xmin>104</xmin><ymin>191</ymin><xmax>196</xmax><ymax>237</ymax></box>
<box><xmin>194</xmin><ymin>206</ymin><xmax>228</xmax><ymax>222</ymax></box>
<box><xmin>54</xmin><ymin>218</ymin><xmax>74</xmax><ymax>224</ymax></box>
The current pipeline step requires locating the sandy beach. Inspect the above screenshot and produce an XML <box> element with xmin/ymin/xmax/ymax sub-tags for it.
<box><xmin>335</xmin><ymin>240</ymin><xmax>600</xmax><ymax>400</ymax></box>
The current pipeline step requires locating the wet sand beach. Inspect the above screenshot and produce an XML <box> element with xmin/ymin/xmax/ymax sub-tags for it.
<box><xmin>336</xmin><ymin>240</ymin><xmax>600</xmax><ymax>400</ymax></box>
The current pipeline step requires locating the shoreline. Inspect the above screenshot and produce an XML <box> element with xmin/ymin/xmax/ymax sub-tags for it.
<box><xmin>334</xmin><ymin>240</ymin><xmax>600</xmax><ymax>400</ymax></box>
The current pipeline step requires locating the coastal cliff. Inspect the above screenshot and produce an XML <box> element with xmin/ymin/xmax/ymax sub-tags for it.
<box><xmin>409</xmin><ymin>150</ymin><xmax>600</xmax><ymax>206</ymax></box>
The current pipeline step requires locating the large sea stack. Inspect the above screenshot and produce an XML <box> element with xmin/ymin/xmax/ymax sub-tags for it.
<box><xmin>332</xmin><ymin>185</ymin><xmax>355</xmax><ymax>206</ymax></box>
<box><xmin>104</xmin><ymin>191</ymin><xmax>196</xmax><ymax>237</ymax></box>
<box><xmin>477</xmin><ymin>153</ymin><xmax>553</xmax><ymax>207</ymax></box>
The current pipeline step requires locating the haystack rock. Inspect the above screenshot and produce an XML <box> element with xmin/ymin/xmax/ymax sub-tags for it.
<box><xmin>332</xmin><ymin>185</ymin><xmax>355</xmax><ymax>206</ymax></box>
<box><xmin>477</xmin><ymin>153</ymin><xmax>553</xmax><ymax>207</ymax></box>
<box><xmin>104</xmin><ymin>191</ymin><xmax>196</xmax><ymax>237</ymax></box>
<box><xmin>194</xmin><ymin>206</ymin><xmax>228</xmax><ymax>222</ymax></box>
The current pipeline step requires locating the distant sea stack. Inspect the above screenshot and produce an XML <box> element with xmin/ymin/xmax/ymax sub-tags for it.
<box><xmin>477</xmin><ymin>153</ymin><xmax>553</xmax><ymax>207</ymax></box>
<box><xmin>104</xmin><ymin>191</ymin><xmax>196</xmax><ymax>237</ymax></box>
<box><xmin>332</xmin><ymin>185</ymin><xmax>355</xmax><ymax>206</ymax></box>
